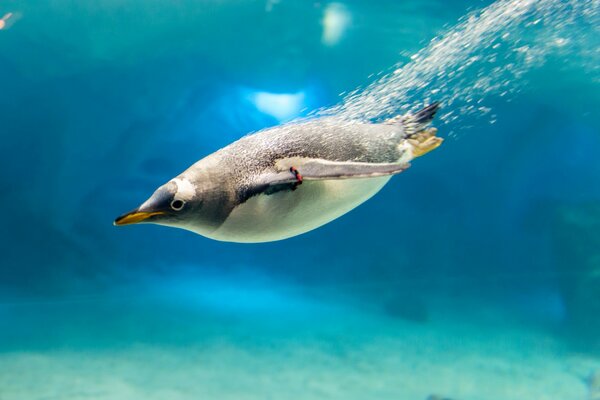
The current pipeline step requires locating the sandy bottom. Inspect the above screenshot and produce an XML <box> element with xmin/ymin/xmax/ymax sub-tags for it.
<box><xmin>0</xmin><ymin>276</ymin><xmax>598</xmax><ymax>400</ymax></box>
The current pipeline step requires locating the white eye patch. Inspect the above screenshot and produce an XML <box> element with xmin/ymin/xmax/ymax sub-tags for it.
<box><xmin>172</xmin><ymin>178</ymin><xmax>196</xmax><ymax>201</ymax></box>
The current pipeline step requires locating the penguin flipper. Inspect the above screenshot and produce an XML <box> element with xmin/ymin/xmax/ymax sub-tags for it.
<box><xmin>242</xmin><ymin>160</ymin><xmax>410</xmax><ymax>200</ymax></box>
<box><xmin>264</xmin><ymin>159</ymin><xmax>411</xmax><ymax>185</ymax></box>
<box><xmin>292</xmin><ymin>159</ymin><xmax>411</xmax><ymax>180</ymax></box>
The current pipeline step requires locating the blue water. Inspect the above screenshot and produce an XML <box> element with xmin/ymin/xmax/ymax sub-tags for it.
<box><xmin>1</xmin><ymin>0</ymin><xmax>599</xmax><ymax>399</ymax></box>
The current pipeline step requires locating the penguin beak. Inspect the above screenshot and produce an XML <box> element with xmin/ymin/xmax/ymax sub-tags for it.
<box><xmin>115</xmin><ymin>183</ymin><xmax>176</xmax><ymax>226</ymax></box>
<box><xmin>113</xmin><ymin>209</ymin><xmax>165</xmax><ymax>226</ymax></box>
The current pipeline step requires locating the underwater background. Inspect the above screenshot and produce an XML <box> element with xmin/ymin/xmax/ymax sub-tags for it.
<box><xmin>0</xmin><ymin>0</ymin><xmax>599</xmax><ymax>399</ymax></box>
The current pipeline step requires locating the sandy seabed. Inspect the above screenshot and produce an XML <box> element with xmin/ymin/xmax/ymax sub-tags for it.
<box><xmin>0</xmin><ymin>281</ymin><xmax>598</xmax><ymax>400</ymax></box>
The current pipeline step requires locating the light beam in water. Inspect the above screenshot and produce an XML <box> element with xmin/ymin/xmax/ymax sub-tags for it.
<box><xmin>322</xmin><ymin>3</ymin><xmax>352</xmax><ymax>46</ymax></box>
<box><xmin>0</xmin><ymin>12</ymin><xmax>14</xmax><ymax>30</ymax></box>
<box><xmin>251</xmin><ymin>91</ymin><xmax>306</xmax><ymax>122</ymax></box>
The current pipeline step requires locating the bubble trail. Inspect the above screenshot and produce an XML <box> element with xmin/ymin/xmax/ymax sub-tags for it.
<box><xmin>319</xmin><ymin>0</ymin><xmax>599</xmax><ymax>133</ymax></box>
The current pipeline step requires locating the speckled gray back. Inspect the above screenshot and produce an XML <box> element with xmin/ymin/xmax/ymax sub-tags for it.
<box><xmin>217</xmin><ymin>118</ymin><xmax>406</xmax><ymax>174</ymax></box>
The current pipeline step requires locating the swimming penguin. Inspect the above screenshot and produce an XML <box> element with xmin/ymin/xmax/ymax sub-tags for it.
<box><xmin>115</xmin><ymin>103</ymin><xmax>442</xmax><ymax>243</ymax></box>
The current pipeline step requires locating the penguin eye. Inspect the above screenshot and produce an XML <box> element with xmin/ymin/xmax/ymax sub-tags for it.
<box><xmin>170</xmin><ymin>199</ymin><xmax>185</xmax><ymax>211</ymax></box>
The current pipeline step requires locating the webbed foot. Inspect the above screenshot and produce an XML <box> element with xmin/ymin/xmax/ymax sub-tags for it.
<box><xmin>407</xmin><ymin>128</ymin><xmax>443</xmax><ymax>158</ymax></box>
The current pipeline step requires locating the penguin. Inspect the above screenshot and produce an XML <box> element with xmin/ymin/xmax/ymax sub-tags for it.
<box><xmin>115</xmin><ymin>103</ymin><xmax>443</xmax><ymax>243</ymax></box>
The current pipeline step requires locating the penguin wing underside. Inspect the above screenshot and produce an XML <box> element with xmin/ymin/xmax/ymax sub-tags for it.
<box><xmin>265</xmin><ymin>159</ymin><xmax>411</xmax><ymax>185</ymax></box>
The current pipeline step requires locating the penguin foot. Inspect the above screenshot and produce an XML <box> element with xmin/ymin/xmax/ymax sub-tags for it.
<box><xmin>290</xmin><ymin>166</ymin><xmax>303</xmax><ymax>190</ymax></box>
<box><xmin>408</xmin><ymin>128</ymin><xmax>443</xmax><ymax>158</ymax></box>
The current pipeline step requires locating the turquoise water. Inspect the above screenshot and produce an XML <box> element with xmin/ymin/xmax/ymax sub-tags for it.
<box><xmin>1</xmin><ymin>0</ymin><xmax>599</xmax><ymax>399</ymax></box>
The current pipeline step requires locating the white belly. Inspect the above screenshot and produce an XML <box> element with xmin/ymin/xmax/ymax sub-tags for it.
<box><xmin>204</xmin><ymin>176</ymin><xmax>391</xmax><ymax>243</ymax></box>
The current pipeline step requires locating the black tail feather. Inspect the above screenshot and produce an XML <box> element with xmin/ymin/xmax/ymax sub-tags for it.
<box><xmin>400</xmin><ymin>102</ymin><xmax>440</xmax><ymax>136</ymax></box>
<box><xmin>413</xmin><ymin>102</ymin><xmax>440</xmax><ymax>125</ymax></box>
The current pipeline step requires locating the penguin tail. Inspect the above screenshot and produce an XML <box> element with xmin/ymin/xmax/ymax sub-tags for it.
<box><xmin>401</xmin><ymin>102</ymin><xmax>443</xmax><ymax>157</ymax></box>
<box><xmin>412</xmin><ymin>102</ymin><xmax>440</xmax><ymax>125</ymax></box>
<box><xmin>384</xmin><ymin>102</ymin><xmax>440</xmax><ymax>137</ymax></box>
<box><xmin>402</xmin><ymin>102</ymin><xmax>440</xmax><ymax>137</ymax></box>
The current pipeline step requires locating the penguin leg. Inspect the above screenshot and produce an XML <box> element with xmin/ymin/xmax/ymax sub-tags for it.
<box><xmin>407</xmin><ymin>128</ymin><xmax>443</xmax><ymax>158</ymax></box>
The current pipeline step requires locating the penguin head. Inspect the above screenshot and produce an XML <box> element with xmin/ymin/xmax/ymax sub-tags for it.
<box><xmin>114</xmin><ymin>177</ymin><xmax>208</xmax><ymax>230</ymax></box>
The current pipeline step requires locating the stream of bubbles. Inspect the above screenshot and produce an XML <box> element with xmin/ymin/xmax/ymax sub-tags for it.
<box><xmin>319</xmin><ymin>0</ymin><xmax>599</xmax><ymax>134</ymax></box>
